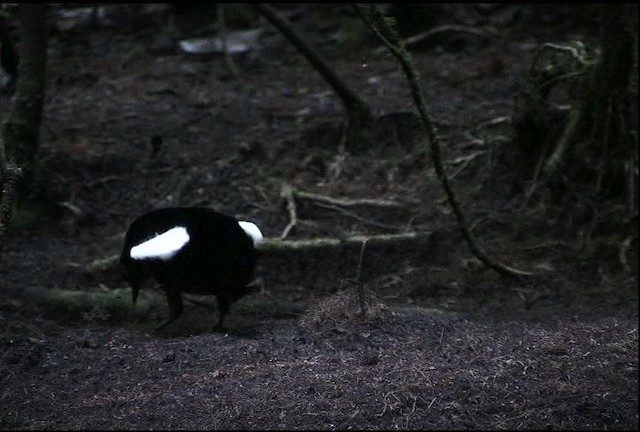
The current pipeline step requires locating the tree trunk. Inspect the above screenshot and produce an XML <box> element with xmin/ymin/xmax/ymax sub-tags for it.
<box><xmin>2</xmin><ymin>4</ymin><xmax>48</xmax><ymax>200</ymax></box>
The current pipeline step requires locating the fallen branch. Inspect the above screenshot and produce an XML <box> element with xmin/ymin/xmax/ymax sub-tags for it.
<box><xmin>86</xmin><ymin>230</ymin><xmax>434</xmax><ymax>275</ymax></box>
<box><xmin>260</xmin><ymin>231</ymin><xmax>431</xmax><ymax>253</ymax></box>
<box><xmin>542</xmin><ymin>100</ymin><xmax>584</xmax><ymax>179</ymax></box>
<box><xmin>280</xmin><ymin>183</ymin><xmax>298</xmax><ymax>239</ymax></box>
<box><xmin>280</xmin><ymin>184</ymin><xmax>408</xmax><ymax>237</ymax></box>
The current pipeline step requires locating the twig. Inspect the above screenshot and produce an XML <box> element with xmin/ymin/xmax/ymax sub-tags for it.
<box><xmin>280</xmin><ymin>184</ymin><xmax>298</xmax><ymax>239</ymax></box>
<box><xmin>536</xmin><ymin>42</ymin><xmax>591</xmax><ymax>67</ymax></box>
<box><xmin>314</xmin><ymin>202</ymin><xmax>404</xmax><ymax>231</ymax></box>
<box><xmin>427</xmin><ymin>397</ymin><xmax>437</xmax><ymax>410</ymax></box>
<box><xmin>475</xmin><ymin>115</ymin><xmax>510</xmax><ymax>129</ymax></box>
<box><xmin>373</xmin><ymin>24</ymin><xmax>496</xmax><ymax>55</ymax></box>
<box><xmin>447</xmin><ymin>150</ymin><xmax>485</xmax><ymax>181</ymax></box>
<box><xmin>469</xmin><ymin>216</ymin><xmax>486</xmax><ymax>233</ymax></box>
<box><xmin>522</xmin><ymin>140</ymin><xmax>549</xmax><ymax>208</ymax></box>
<box><xmin>520</xmin><ymin>241</ymin><xmax>571</xmax><ymax>251</ymax></box>
<box><xmin>281</xmin><ymin>183</ymin><xmax>409</xmax><ymax>234</ymax></box>
<box><xmin>84</xmin><ymin>174</ymin><xmax>121</xmax><ymax>188</ymax></box>
<box><xmin>292</xmin><ymin>187</ymin><xmax>406</xmax><ymax>208</ymax></box>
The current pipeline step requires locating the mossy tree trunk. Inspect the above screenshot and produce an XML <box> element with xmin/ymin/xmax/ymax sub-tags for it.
<box><xmin>0</xmin><ymin>4</ymin><xmax>47</xmax><ymax>258</ymax></box>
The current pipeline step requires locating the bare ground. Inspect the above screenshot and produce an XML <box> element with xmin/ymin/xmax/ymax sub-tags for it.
<box><xmin>1</xmin><ymin>4</ymin><xmax>638</xmax><ymax>430</ymax></box>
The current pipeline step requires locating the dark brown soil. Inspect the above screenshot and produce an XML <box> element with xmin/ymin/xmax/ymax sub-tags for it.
<box><xmin>1</xmin><ymin>4</ymin><xmax>637</xmax><ymax>430</ymax></box>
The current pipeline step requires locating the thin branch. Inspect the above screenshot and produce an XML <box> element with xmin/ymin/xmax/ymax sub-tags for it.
<box><xmin>85</xmin><ymin>230</ymin><xmax>434</xmax><ymax>274</ymax></box>
<box><xmin>373</xmin><ymin>24</ymin><xmax>496</xmax><ymax>55</ymax></box>
<box><xmin>356</xmin><ymin>4</ymin><xmax>532</xmax><ymax>277</ymax></box>
<box><xmin>280</xmin><ymin>183</ymin><xmax>298</xmax><ymax>239</ymax></box>
<box><xmin>542</xmin><ymin>102</ymin><xmax>584</xmax><ymax>179</ymax></box>
<box><xmin>253</xmin><ymin>3</ymin><xmax>372</xmax><ymax>128</ymax></box>
<box><xmin>447</xmin><ymin>150</ymin><xmax>485</xmax><ymax>181</ymax></box>
<box><xmin>314</xmin><ymin>202</ymin><xmax>404</xmax><ymax>231</ymax></box>
<box><xmin>292</xmin><ymin>187</ymin><xmax>406</xmax><ymax>208</ymax></box>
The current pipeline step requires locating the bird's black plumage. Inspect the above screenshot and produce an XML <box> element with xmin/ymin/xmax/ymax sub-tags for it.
<box><xmin>120</xmin><ymin>207</ymin><xmax>260</xmax><ymax>330</ymax></box>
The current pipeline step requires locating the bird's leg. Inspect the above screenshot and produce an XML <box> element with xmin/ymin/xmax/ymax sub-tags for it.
<box><xmin>155</xmin><ymin>290</ymin><xmax>183</xmax><ymax>331</ymax></box>
<box><xmin>214</xmin><ymin>296</ymin><xmax>231</xmax><ymax>330</ymax></box>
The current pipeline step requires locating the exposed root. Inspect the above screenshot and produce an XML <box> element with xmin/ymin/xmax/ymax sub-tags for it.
<box><xmin>280</xmin><ymin>183</ymin><xmax>410</xmax><ymax>237</ymax></box>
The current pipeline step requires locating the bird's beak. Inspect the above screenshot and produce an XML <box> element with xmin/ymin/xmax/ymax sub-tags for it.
<box><xmin>132</xmin><ymin>286</ymin><xmax>140</xmax><ymax>306</ymax></box>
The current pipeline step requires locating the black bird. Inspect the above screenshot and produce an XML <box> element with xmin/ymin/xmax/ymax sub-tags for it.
<box><xmin>120</xmin><ymin>207</ymin><xmax>264</xmax><ymax>331</ymax></box>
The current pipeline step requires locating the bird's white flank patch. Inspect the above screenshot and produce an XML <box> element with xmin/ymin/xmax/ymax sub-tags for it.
<box><xmin>238</xmin><ymin>221</ymin><xmax>263</xmax><ymax>245</ymax></box>
<box><xmin>130</xmin><ymin>226</ymin><xmax>190</xmax><ymax>261</ymax></box>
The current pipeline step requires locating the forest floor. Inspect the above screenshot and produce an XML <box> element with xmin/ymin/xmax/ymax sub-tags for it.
<box><xmin>1</xmin><ymin>4</ymin><xmax>638</xmax><ymax>430</ymax></box>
